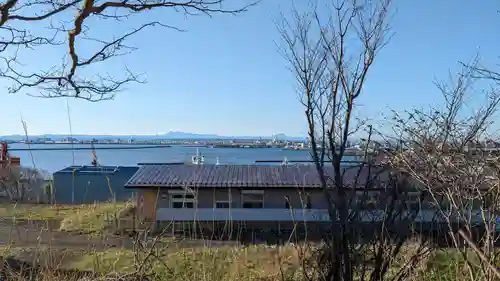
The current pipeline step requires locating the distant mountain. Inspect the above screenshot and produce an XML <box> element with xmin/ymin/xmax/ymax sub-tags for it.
<box><xmin>162</xmin><ymin>131</ymin><xmax>222</xmax><ymax>139</ymax></box>
<box><xmin>0</xmin><ymin>131</ymin><xmax>307</xmax><ymax>141</ymax></box>
<box><xmin>273</xmin><ymin>133</ymin><xmax>292</xmax><ymax>141</ymax></box>
<box><xmin>161</xmin><ymin>131</ymin><xmax>306</xmax><ymax>141</ymax></box>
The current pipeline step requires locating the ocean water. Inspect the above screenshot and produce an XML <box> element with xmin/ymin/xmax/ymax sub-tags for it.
<box><xmin>7</xmin><ymin>143</ymin><xmax>314</xmax><ymax>173</ymax></box>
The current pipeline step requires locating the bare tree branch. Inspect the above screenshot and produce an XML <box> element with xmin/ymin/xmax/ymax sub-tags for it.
<box><xmin>275</xmin><ymin>2</ymin><xmax>441</xmax><ymax>281</ymax></box>
<box><xmin>0</xmin><ymin>0</ymin><xmax>257</xmax><ymax>101</ymax></box>
<box><xmin>391</xmin><ymin>60</ymin><xmax>500</xmax><ymax>281</ymax></box>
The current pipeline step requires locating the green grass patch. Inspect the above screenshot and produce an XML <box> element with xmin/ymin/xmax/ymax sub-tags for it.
<box><xmin>0</xmin><ymin>204</ymin><xmax>91</xmax><ymax>221</ymax></box>
<box><xmin>0</xmin><ymin>203</ymin><xmax>131</xmax><ymax>222</ymax></box>
<box><xmin>58</xmin><ymin>202</ymin><xmax>134</xmax><ymax>234</ymax></box>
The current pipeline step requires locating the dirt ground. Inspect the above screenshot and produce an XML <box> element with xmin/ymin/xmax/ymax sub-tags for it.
<box><xmin>0</xmin><ymin>219</ymin><xmax>136</xmax><ymax>250</ymax></box>
<box><xmin>0</xmin><ymin>218</ymin><xmax>240</xmax><ymax>252</ymax></box>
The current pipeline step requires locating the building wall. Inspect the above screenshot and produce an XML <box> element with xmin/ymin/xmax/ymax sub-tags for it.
<box><xmin>137</xmin><ymin>186</ymin><xmax>454</xmax><ymax>216</ymax></box>
<box><xmin>153</xmin><ymin>188</ymin><xmax>329</xmax><ymax>209</ymax></box>
<box><xmin>53</xmin><ymin>166</ymin><xmax>138</xmax><ymax>204</ymax></box>
<box><xmin>134</xmin><ymin>187</ymin><xmax>329</xmax><ymax>222</ymax></box>
<box><xmin>137</xmin><ymin>187</ymin><xmax>160</xmax><ymax>221</ymax></box>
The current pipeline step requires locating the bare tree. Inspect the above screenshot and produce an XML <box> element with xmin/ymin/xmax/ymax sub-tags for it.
<box><xmin>277</xmin><ymin>1</ymin><xmax>436</xmax><ymax>281</ymax></box>
<box><xmin>0</xmin><ymin>166</ymin><xmax>47</xmax><ymax>202</ymax></box>
<box><xmin>0</xmin><ymin>0</ymin><xmax>255</xmax><ymax>101</ymax></box>
<box><xmin>390</xmin><ymin>60</ymin><xmax>500</xmax><ymax>281</ymax></box>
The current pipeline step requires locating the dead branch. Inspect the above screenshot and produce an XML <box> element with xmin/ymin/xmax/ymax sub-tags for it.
<box><xmin>0</xmin><ymin>0</ymin><xmax>256</xmax><ymax>101</ymax></box>
<box><xmin>391</xmin><ymin>61</ymin><xmax>500</xmax><ymax>281</ymax></box>
<box><xmin>275</xmin><ymin>1</ymin><xmax>443</xmax><ymax>281</ymax></box>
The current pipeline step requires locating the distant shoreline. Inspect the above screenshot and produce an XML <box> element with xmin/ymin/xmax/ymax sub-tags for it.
<box><xmin>7</xmin><ymin>142</ymin><xmax>310</xmax><ymax>150</ymax></box>
<box><xmin>10</xmin><ymin>142</ymin><xmax>169</xmax><ymax>145</ymax></box>
<box><xmin>8</xmin><ymin>145</ymin><xmax>172</xmax><ymax>151</ymax></box>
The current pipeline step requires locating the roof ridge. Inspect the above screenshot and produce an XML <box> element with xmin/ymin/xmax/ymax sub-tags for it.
<box><xmin>125</xmin><ymin>164</ymin><xmax>334</xmax><ymax>188</ymax></box>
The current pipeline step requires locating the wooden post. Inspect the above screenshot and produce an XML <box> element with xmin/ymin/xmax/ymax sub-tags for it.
<box><xmin>278</xmin><ymin>221</ymin><xmax>281</xmax><ymax>245</ymax></box>
<box><xmin>132</xmin><ymin>209</ymin><xmax>136</xmax><ymax>233</ymax></box>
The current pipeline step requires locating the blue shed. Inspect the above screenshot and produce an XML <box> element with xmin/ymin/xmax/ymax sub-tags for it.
<box><xmin>52</xmin><ymin>165</ymin><xmax>139</xmax><ymax>204</ymax></box>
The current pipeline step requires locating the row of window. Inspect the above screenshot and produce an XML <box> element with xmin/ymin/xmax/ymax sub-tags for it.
<box><xmin>166</xmin><ymin>191</ymin><xmax>438</xmax><ymax>210</ymax></box>
<box><xmin>167</xmin><ymin>193</ymin><xmax>313</xmax><ymax>209</ymax></box>
<box><xmin>164</xmin><ymin>191</ymin><xmax>485</xmax><ymax>210</ymax></box>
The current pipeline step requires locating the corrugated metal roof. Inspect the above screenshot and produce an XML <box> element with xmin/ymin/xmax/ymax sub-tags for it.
<box><xmin>54</xmin><ymin>165</ymin><xmax>138</xmax><ymax>175</ymax></box>
<box><xmin>125</xmin><ymin>164</ymin><xmax>350</xmax><ymax>188</ymax></box>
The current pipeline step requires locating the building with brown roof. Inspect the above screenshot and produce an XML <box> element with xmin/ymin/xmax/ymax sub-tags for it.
<box><xmin>124</xmin><ymin>163</ymin><xmax>435</xmax><ymax>241</ymax></box>
<box><xmin>126</xmin><ymin>164</ymin><xmax>333</xmax><ymax>222</ymax></box>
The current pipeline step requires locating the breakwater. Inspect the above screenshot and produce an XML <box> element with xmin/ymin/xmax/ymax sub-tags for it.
<box><xmin>8</xmin><ymin>145</ymin><xmax>172</xmax><ymax>151</ymax></box>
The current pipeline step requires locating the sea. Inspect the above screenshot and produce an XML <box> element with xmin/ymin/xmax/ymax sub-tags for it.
<box><xmin>7</xmin><ymin>143</ymin><xmax>314</xmax><ymax>173</ymax></box>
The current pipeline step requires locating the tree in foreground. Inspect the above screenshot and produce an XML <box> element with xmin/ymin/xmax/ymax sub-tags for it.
<box><xmin>277</xmin><ymin>1</ymin><xmax>436</xmax><ymax>281</ymax></box>
<box><xmin>0</xmin><ymin>166</ymin><xmax>48</xmax><ymax>202</ymax></box>
<box><xmin>390</xmin><ymin>59</ymin><xmax>500</xmax><ymax>281</ymax></box>
<box><xmin>0</xmin><ymin>0</ymin><xmax>254</xmax><ymax>101</ymax></box>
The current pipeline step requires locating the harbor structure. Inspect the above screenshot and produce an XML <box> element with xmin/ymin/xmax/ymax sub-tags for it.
<box><xmin>52</xmin><ymin>165</ymin><xmax>138</xmax><ymax>204</ymax></box>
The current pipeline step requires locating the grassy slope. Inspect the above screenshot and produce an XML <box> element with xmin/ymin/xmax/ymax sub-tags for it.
<box><xmin>0</xmin><ymin>244</ymin><xmax>485</xmax><ymax>281</ymax></box>
<box><xmin>0</xmin><ymin>203</ymin><xmax>128</xmax><ymax>220</ymax></box>
<box><xmin>58</xmin><ymin>202</ymin><xmax>134</xmax><ymax>234</ymax></box>
<box><xmin>0</xmin><ymin>244</ymin><xmax>303</xmax><ymax>281</ymax></box>
<box><xmin>0</xmin><ymin>203</ymin><xmax>495</xmax><ymax>281</ymax></box>
<box><xmin>0</xmin><ymin>202</ymin><xmax>133</xmax><ymax>234</ymax></box>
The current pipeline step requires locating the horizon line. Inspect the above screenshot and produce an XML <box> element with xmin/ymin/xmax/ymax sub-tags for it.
<box><xmin>0</xmin><ymin>132</ymin><xmax>307</xmax><ymax>138</ymax></box>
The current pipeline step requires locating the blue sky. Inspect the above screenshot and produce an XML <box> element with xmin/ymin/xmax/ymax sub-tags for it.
<box><xmin>0</xmin><ymin>0</ymin><xmax>499</xmax><ymax>137</ymax></box>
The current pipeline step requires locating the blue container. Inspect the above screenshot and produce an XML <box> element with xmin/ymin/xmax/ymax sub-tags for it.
<box><xmin>52</xmin><ymin>165</ymin><xmax>138</xmax><ymax>204</ymax></box>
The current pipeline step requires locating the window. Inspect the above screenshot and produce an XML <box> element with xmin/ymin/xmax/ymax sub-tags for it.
<box><xmin>215</xmin><ymin>201</ymin><xmax>230</xmax><ymax>208</ymax></box>
<box><xmin>406</xmin><ymin>192</ymin><xmax>422</xmax><ymax>210</ymax></box>
<box><xmin>172</xmin><ymin>201</ymin><xmax>194</xmax><ymax>208</ymax></box>
<box><xmin>242</xmin><ymin>192</ymin><xmax>264</xmax><ymax>209</ymax></box>
<box><xmin>170</xmin><ymin>192</ymin><xmax>196</xmax><ymax>209</ymax></box>
<box><xmin>356</xmin><ymin>191</ymin><xmax>379</xmax><ymax>210</ymax></box>
<box><xmin>284</xmin><ymin>196</ymin><xmax>290</xmax><ymax>209</ymax></box>
<box><xmin>299</xmin><ymin>193</ymin><xmax>312</xmax><ymax>209</ymax></box>
<box><xmin>304</xmin><ymin>193</ymin><xmax>312</xmax><ymax>209</ymax></box>
<box><xmin>172</xmin><ymin>194</ymin><xmax>194</xmax><ymax>200</ymax></box>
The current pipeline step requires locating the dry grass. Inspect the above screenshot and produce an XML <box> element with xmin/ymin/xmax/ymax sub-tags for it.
<box><xmin>0</xmin><ymin>203</ymin><xmax>101</xmax><ymax>221</ymax></box>
<box><xmin>0</xmin><ymin>203</ymin><xmax>129</xmax><ymax>221</ymax></box>
<box><xmin>0</xmin><ymin>203</ymin><xmax>495</xmax><ymax>281</ymax></box>
<box><xmin>58</xmin><ymin>202</ymin><xmax>133</xmax><ymax>234</ymax></box>
<box><xmin>0</xmin><ymin>202</ymin><xmax>133</xmax><ymax>235</ymax></box>
<box><xmin>0</xmin><ymin>242</ymin><xmax>490</xmax><ymax>281</ymax></box>
<box><xmin>0</xmin><ymin>243</ymin><xmax>303</xmax><ymax>281</ymax></box>
<box><xmin>67</xmin><ymin>244</ymin><xmax>301</xmax><ymax>278</ymax></box>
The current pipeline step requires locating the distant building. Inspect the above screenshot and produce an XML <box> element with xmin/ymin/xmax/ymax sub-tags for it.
<box><xmin>52</xmin><ymin>165</ymin><xmax>139</xmax><ymax>204</ymax></box>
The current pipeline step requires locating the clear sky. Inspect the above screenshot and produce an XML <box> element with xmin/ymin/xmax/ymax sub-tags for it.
<box><xmin>0</xmin><ymin>0</ymin><xmax>499</xmax><ymax>137</ymax></box>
